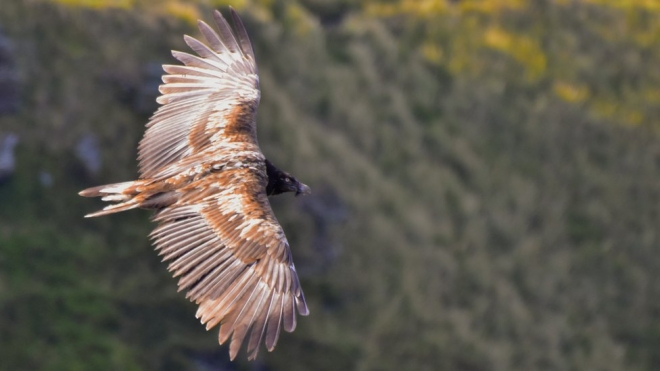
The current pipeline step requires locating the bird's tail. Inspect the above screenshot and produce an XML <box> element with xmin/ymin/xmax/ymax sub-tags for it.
<box><xmin>79</xmin><ymin>180</ymin><xmax>144</xmax><ymax>217</ymax></box>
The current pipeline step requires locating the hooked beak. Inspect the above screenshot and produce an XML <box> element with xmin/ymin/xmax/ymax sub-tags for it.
<box><xmin>295</xmin><ymin>182</ymin><xmax>311</xmax><ymax>196</ymax></box>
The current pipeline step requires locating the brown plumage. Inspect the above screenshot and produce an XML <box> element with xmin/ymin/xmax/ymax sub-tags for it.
<box><xmin>79</xmin><ymin>8</ymin><xmax>311</xmax><ymax>361</ymax></box>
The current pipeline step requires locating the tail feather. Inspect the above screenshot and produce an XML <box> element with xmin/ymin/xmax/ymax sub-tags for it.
<box><xmin>79</xmin><ymin>181</ymin><xmax>143</xmax><ymax>218</ymax></box>
<box><xmin>79</xmin><ymin>181</ymin><xmax>136</xmax><ymax>198</ymax></box>
<box><xmin>84</xmin><ymin>201</ymin><xmax>140</xmax><ymax>218</ymax></box>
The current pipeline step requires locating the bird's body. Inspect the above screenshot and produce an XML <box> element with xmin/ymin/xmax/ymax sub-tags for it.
<box><xmin>80</xmin><ymin>8</ymin><xmax>310</xmax><ymax>361</ymax></box>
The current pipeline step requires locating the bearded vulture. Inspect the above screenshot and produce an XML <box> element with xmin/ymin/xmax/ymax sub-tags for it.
<box><xmin>80</xmin><ymin>8</ymin><xmax>310</xmax><ymax>361</ymax></box>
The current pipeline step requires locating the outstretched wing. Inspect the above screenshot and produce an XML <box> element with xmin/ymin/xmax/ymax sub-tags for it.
<box><xmin>138</xmin><ymin>8</ymin><xmax>260</xmax><ymax>179</ymax></box>
<box><xmin>152</xmin><ymin>167</ymin><xmax>308</xmax><ymax>360</ymax></box>
<box><xmin>137</xmin><ymin>9</ymin><xmax>307</xmax><ymax>360</ymax></box>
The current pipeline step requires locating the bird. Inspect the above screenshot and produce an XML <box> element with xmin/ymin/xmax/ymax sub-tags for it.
<box><xmin>79</xmin><ymin>8</ymin><xmax>311</xmax><ymax>361</ymax></box>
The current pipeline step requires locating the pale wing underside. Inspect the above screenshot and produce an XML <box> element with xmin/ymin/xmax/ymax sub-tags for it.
<box><xmin>138</xmin><ymin>9</ymin><xmax>260</xmax><ymax>179</ymax></box>
<box><xmin>151</xmin><ymin>168</ymin><xmax>308</xmax><ymax>360</ymax></box>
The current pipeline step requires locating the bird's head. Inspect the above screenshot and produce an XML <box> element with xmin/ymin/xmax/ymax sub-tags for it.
<box><xmin>268</xmin><ymin>172</ymin><xmax>311</xmax><ymax>196</ymax></box>
<box><xmin>265</xmin><ymin>160</ymin><xmax>311</xmax><ymax>197</ymax></box>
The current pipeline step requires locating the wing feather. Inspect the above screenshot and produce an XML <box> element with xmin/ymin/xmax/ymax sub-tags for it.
<box><xmin>194</xmin><ymin>259</ymin><xmax>244</xmax><ymax>302</ymax></box>
<box><xmin>229</xmin><ymin>8</ymin><xmax>257</xmax><ymax>64</ymax></box>
<box><xmin>197</xmin><ymin>20</ymin><xmax>227</xmax><ymax>54</ymax></box>
<box><xmin>183</xmin><ymin>34</ymin><xmax>223</xmax><ymax>61</ymax></box>
<box><xmin>212</xmin><ymin>10</ymin><xmax>241</xmax><ymax>55</ymax></box>
<box><xmin>149</xmin><ymin>168</ymin><xmax>307</xmax><ymax>359</ymax></box>
<box><xmin>162</xmin><ymin>64</ymin><xmax>227</xmax><ymax>80</ymax></box>
<box><xmin>168</xmin><ymin>238</ymin><xmax>218</xmax><ymax>276</ymax></box>
<box><xmin>228</xmin><ymin>281</ymin><xmax>266</xmax><ymax>360</ymax></box>
<box><xmin>138</xmin><ymin>10</ymin><xmax>260</xmax><ymax>179</ymax></box>
<box><xmin>246</xmin><ymin>289</ymin><xmax>273</xmax><ymax>359</ymax></box>
<box><xmin>178</xmin><ymin>250</ymin><xmax>231</xmax><ymax>291</ymax></box>
<box><xmin>265</xmin><ymin>292</ymin><xmax>284</xmax><ymax>351</ymax></box>
<box><xmin>216</xmin><ymin>271</ymin><xmax>259</xmax><ymax>341</ymax></box>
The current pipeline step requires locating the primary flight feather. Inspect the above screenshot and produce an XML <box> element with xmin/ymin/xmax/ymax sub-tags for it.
<box><xmin>79</xmin><ymin>8</ymin><xmax>310</xmax><ymax>361</ymax></box>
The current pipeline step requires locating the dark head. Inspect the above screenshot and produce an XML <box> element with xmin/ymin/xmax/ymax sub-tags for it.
<box><xmin>265</xmin><ymin>159</ymin><xmax>311</xmax><ymax>197</ymax></box>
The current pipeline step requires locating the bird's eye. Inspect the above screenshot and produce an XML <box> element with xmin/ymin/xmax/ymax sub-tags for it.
<box><xmin>284</xmin><ymin>178</ymin><xmax>291</xmax><ymax>183</ymax></box>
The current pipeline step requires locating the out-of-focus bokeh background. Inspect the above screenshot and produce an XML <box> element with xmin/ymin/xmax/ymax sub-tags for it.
<box><xmin>1</xmin><ymin>0</ymin><xmax>660</xmax><ymax>370</ymax></box>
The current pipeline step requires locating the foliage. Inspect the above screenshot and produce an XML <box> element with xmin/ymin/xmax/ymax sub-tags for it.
<box><xmin>1</xmin><ymin>0</ymin><xmax>660</xmax><ymax>370</ymax></box>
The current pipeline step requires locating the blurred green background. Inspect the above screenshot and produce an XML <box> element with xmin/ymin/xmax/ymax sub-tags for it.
<box><xmin>1</xmin><ymin>0</ymin><xmax>660</xmax><ymax>370</ymax></box>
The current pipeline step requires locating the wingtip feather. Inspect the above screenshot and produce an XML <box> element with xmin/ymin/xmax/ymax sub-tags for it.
<box><xmin>79</xmin><ymin>185</ymin><xmax>105</xmax><ymax>197</ymax></box>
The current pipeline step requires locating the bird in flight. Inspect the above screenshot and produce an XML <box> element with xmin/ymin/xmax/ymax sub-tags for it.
<box><xmin>80</xmin><ymin>8</ymin><xmax>310</xmax><ymax>361</ymax></box>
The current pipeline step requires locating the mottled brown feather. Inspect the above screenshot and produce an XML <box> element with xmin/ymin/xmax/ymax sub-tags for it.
<box><xmin>138</xmin><ymin>9</ymin><xmax>260</xmax><ymax>180</ymax></box>
<box><xmin>150</xmin><ymin>168</ymin><xmax>307</xmax><ymax>361</ymax></box>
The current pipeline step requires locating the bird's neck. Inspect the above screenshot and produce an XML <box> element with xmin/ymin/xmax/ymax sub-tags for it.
<box><xmin>265</xmin><ymin>159</ymin><xmax>282</xmax><ymax>196</ymax></box>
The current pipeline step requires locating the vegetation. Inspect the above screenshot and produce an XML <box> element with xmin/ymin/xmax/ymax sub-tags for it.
<box><xmin>1</xmin><ymin>0</ymin><xmax>660</xmax><ymax>370</ymax></box>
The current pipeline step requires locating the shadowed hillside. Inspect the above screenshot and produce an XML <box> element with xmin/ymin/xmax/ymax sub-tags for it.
<box><xmin>1</xmin><ymin>1</ymin><xmax>659</xmax><ymax>370</ymax></box>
